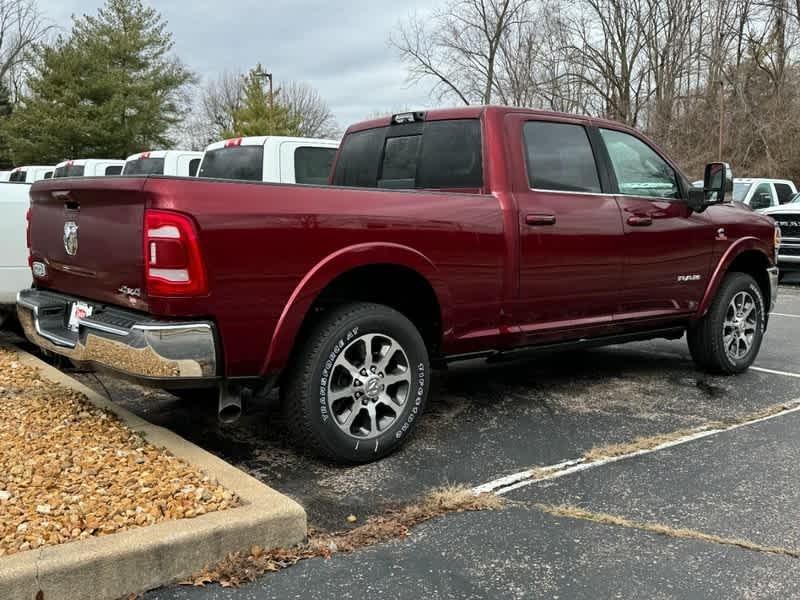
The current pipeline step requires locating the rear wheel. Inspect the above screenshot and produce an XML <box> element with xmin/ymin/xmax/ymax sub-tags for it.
<box><xmin>281</xmin><ymin>302</ymin><xmax>430</xmax><ymax>463</ymax></box>
<box><xmin>688</xmin><ymin>272</ymin><xmax>765</xmax><ymax>374</ymax></box>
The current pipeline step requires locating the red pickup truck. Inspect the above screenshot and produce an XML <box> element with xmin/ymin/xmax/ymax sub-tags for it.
<box><xmin>18</xmin><ymin>106</ymin><xmax>779</xmax><ymax>463</ymax></box>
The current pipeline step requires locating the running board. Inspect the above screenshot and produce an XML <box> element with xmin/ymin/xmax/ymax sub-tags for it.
<box><xmin>445</xmin><ymin>326</ymin><xmax>686</xmax><ymax>365</ymax></box>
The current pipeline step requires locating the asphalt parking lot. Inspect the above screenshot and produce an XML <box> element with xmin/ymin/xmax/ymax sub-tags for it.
<box><xmin>9</xmin><ymin>282</ymin><xmax>800</xmax><ymax>598</ymax></box>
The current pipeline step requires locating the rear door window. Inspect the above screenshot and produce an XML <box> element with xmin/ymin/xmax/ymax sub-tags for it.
<box><xmin>104</xmin><ymin>165</ymin><xmax>122</xmax><ymax>175</ymax></box>
<box><xmin>294</xmin><ymin>146</ymin><xmax>336</xmax><ymax>185</ymax></box>
<box><xmin>122</xmin><ymin>158</ymin><xmax>165</xmax><ymax>176</ymax></box>
<box><xmin>188</xmin><ymin>158</ymin><xmax>201</xmax><ymax>177</ymax></box>
<box><xmin>523</xmin><ymin>121</ymin><xmax>601</xmax><ymax>193</ymax></box>
<box><xmin>198</xmin><ymin>146</ymin><xmax>264</xmax><ymax>181</ymax></box>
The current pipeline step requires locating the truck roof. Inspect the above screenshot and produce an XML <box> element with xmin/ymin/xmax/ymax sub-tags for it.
<box><xmin>734</xmin><ymin>177</ymin><xmax>795</xmax><ymax>185</ymax></box>
<box><xmin>125</xmin><ymin>150</ymin><xmax>203</xmax><ymax>161</ymax></box>
<box><xmin>55</xmin><ymin>158</ymin><xmax>125</xmax><ymax>168</ymax></box>
<box><xmin>345</xmin><ymin>105</ymin><xmax>634</xmax><ymax>135</ymax></box>
<box><xmin>203</xmin><ymin>136</ymin><xmax>339</xmax><ymax>152</ymax></box>
<box><xmin>12</xmin><ymin>165</ymin><xmax>54</xmax><ymax>171</ymax></box>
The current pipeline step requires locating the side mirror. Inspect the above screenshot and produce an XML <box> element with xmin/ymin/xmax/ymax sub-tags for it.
<box><xmin>687</xmin><ymin>162</ymin><xmax>733</xmax><ymax>212</ymax></box>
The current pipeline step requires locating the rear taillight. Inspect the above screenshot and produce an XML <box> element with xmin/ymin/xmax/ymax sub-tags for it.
<box><xmin>144</xmin><ymin>210</ymin><xmax>208</xmax><ymax>297</ymax></box>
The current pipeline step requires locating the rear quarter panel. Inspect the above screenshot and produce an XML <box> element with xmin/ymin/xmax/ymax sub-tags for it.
<box><xmin>144</xmin><ymin>178</ymin><xmax>507</xmax><ymax>376</ymax></box>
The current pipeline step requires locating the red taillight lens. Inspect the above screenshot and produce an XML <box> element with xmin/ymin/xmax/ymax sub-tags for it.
<box><xmin>144</xmin><ymin>210</ymin><xmax>208</xmax><ymax>297</ymax></box>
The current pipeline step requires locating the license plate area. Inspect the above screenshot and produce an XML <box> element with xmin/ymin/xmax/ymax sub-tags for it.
<box><xmin>67</xmin><ymin>301</ymin><xmax>93</xmax><ymax>332</ymax></box>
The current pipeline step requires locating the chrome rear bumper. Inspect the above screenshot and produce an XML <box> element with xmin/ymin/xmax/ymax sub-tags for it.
<box><xmin>17</xmin><ymin>288</ymin><xmax>217</xmax><ymax>383</ymax></box>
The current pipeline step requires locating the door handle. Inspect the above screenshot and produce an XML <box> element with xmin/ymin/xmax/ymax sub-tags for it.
<box><xmin>526</xmin><ymin>214</ymin><xmax>556</xmax><ymax>226</ymax></box>
<box><xmin>627</xmin><ymin>215</ymin><xmax>653</xmax><ymax>227</ymax></box>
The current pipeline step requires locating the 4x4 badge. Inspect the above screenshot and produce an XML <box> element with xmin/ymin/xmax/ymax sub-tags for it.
<box><xmin>63</xmin><ymin>221</ymin><xmax>78</xmax><ymax>256</ymax></box>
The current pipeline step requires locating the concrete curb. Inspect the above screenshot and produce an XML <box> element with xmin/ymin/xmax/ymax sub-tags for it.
<box><xmin>0</xmin><ymin>346</ymin><xmax>307</xmax><ymax>600</ymax></box>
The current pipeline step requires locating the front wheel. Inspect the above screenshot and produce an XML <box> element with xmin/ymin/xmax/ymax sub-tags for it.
<box><xmin>281</xmin><ymin>302</ymin><xmax>430</xmax><ymax>463</ymax></box>
<box><xmin>688</xmin><ymin>272</ymin><xmax>765</xmax><ymax>374</ymax></box>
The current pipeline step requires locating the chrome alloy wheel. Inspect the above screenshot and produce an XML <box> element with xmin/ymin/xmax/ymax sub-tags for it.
<box><xmin>327</xmin><ymin>333</ymin><xmax>411</xmax><ymax>439</ymax></box>
<box><xmin>723</xmin><ymin>290</ymin><xmax>758</xmax><ymax>361</ymax></box>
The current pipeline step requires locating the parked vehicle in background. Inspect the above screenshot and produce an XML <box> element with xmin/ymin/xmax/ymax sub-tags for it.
<box><xmin>19</xmin><ymin>107</ymin><xmax>779</xmax><ymax>463</ymax></box>
<box><xmin>9</xmin><ymin>166</ymin><xmax>55</xmax><ymax>182</ymax></box>
<box><xmin>764</xmin><ymin>194</ymin><xmax>800</xmax><ymax>278</ymax></box>
<box><xmin>0</xmin><ymin>183</ymin><xmax>36</xmax><ymax>324</ymax></box>
<box><xmin>53</xmin><ymin>159</ymin><xmax>125</xmax><ymax>178</ymax></box>
<box><xmin>197</xmin><ymin>136</ymin><xmax>339</xmax><ymax>184</ymax></box>
<box><xmin>732</xmin><ymin>178</ymin><xmax>796</xmax><ymax>211</ymax></box>
<box><xmin>123</xmin><ymin>150</ymin><xmax>203</xmax><ymax>177</ymax></box>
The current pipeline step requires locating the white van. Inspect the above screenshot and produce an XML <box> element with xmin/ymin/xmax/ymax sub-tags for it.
<box><xmin>122</xmin><ymin>150</ymin><xmax>203</xmax><ymax>177</ymax></box>
<box><xmin>53</xmin><ymin>159</ymin><xmax>126</xmax><ymax>178</ymax></box>
<box><xmin>8</xmin><ymin>165</ymin><xmax>55</xmax><ymax>182</ymax></box>
<box><xmin>197</xmin><ymin>136</ymin><xmax>339</xmax><ymax>184</ymax></box>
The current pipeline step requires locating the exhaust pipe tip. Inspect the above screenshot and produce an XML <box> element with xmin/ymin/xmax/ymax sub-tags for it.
<box><xmin>218</xmin><ymin>383</ymin><xmax>243</xmax><ymax>424</ymax></box>
<box><xmin>218</xmin><ymin>402</ymin><xmax>242</xmax><ymax>424</ymax></box>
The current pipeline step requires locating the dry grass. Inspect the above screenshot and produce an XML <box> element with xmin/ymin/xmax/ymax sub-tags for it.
<box><xmin>537</xmin><ymin>504</ymin><xmax>800</xmax><ymax>559</ymax></box>
<box><xmin>186</xmin><ymin>486</ymin><xmax>504</xmax><ymax>588</ymax></box>
<box><xmin>582</xmin><ymin>402</ymin><xmax>797</xmax><ymax>462</ymax></box>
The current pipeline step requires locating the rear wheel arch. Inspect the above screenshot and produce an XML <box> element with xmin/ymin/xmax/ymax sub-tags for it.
<box><xmin>262</xmin><ymin>244</ymin><xmax>452</xmax><ymax>376</ymax></box>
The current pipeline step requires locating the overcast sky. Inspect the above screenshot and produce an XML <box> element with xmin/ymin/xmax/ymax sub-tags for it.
<box><xmin>38</xmin><ymin>0</ymin><xmax>440</xmax><ymax>132</ymax></box>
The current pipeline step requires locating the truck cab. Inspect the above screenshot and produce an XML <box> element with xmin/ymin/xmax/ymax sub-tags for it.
<box><xmin>122</xmin><ymin>150</ymin><xmax>203</xmax><ymax>177</ymax></box>
<box><xmin>53</xmin><ymin>159</ymin><xmax>125</xmax><ymax>178</ymax></box>
<box><xmin>9</xmin><ymin>165</ymin><xmax>55</xmax><ymax>182</ymax></box>
<box><xmin>197</xmin><ymin>136</ymin><xmax>339</xmax><ymax>184</ymax></box>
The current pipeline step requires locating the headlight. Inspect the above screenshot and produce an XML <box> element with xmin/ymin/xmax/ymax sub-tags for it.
<box><xmin>775</xmin><ymin>225</ymin><xmax>782</xmax><ymax>262</ymax></box>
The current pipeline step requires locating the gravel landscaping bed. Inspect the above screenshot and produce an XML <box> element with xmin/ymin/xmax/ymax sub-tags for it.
<box><xmin>0</xmin><ymin>348</ymin><xmax>238</xmax><ymax>557</ymax></box>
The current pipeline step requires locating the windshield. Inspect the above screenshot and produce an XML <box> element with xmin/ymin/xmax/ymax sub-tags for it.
<box><xmin>733</xmin><ymin>182</ymin><xmax>752</xmax><ymax>203</ymax></box>
<box><xmin>198</xmin><ymin>146</ymin><xmax>263</xmax><ymax>181</ymax></box>
<box><xmin>53</xmin><ymin>165</ymin><xmax>85</xmax><ymax>178</ymax></box>
<box><xmin>122</xmin><ymin>157</ymin><xmax>165</xmax><ymax>176</ymax></box>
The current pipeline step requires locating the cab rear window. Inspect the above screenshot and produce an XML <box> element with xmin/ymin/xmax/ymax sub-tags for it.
<box><xmin>332</xmin><ymin>118</ymin><xmax>483</xmax><ymax>190</ymax></box>
<box><xmin>122</xmin><ymin>158</ymin><xmax>166</xmax><ymax>176</ymax></box>
<box><xmin>53</xmin><ymin>165</ymin><xmax>85</xmax><ymax>178</ymax></box>
<box><xmin>9</xmin><ymin>171</ymin><xmax>26</xmax><ymax>182</ymax></box>
<box><xmin>198</xmin><ymin>146</ymin><xmax>263</xmax><ymax>181</ymax></box>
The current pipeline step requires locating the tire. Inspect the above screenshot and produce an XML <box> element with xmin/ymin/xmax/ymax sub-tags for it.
<box><xmin>687</xmin><ymin>272</ymin><xmax>765</xmax><ymax>374</ymax></box>
<box><xmin>281</xmin><ymin>302</ymin><xmax>430</xmax><ymax>463</ymax></box>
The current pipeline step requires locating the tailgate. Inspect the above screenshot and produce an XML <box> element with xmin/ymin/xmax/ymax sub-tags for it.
<box><xmin>29</xmin><ymin>177</ymin><xmax>150</xmax><ymax>310</ymax></box>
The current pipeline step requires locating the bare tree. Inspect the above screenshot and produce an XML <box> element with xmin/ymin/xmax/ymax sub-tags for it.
<box><xmin>0</xmin><ymin>0</ymin><xmax>50</xmax><ymax>84</ymax></box>
<box><xmin>391</xmin><ymin>0</ymin><xmax>533</xmax><ymax>105</ymax></box>
<box><xmin>279</xmin><ymin>81</ymin><xmax>339</xmax><ymax>138</ymax></box>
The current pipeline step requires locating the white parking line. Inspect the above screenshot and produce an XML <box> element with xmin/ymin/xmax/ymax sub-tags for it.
<box><xmin>772</xmin><ymin>313</ymin><xmax>800</xmax><ymax>318</ymax></box>
<box><xmin>473</xmin><ymin>400</ymin><xmax>800</xmax><ymax>496</ymax></box>
<box><xmin>751</xmin><ymin>366</ymin><xmax>800</xmax><ymax>379</ymax></box>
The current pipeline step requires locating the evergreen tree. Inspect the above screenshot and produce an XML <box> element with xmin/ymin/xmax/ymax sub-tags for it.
<box><xmin>3</xmin><ymin>0</ymin><xmax>194</xmax><ymax>164</ymax></box>
<box><xmin>222</xmin><ymin>67</ymin><xmax>302</xmax><ymax>138</ymax></box>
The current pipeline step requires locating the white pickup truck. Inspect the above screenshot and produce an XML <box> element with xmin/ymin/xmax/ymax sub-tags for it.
<box><xmin>9</xmin><ymin>165</ymin><xmax>55</xmax><ymax>182</ymax></box>
<box><xmin>122</xmin><ymin>150</ymin><xmax>203</xmax><ymax>177</ymax></box>
<box><xmin>197</xmin><ymin>136</ymin><xmax>339</xmax><ymax>183</ymax></box>
<box><xmin>53</xmin><ymin>159</ymin><xmax>126</xmax><ymax>178</ymax></box>
<box><xmin>122</xmin><ymin>150</ymin><xmax>203</xmax><ymax>176</ymax></box>
<box><xmin>0</xmin><ymin>165</ymin><xmax>58</xmax><ymax>321</ymax></box>
<box><xmin>0</xmin><ymin>183</ymin><xmax>34</xmax><ymax>323</ymax></box>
